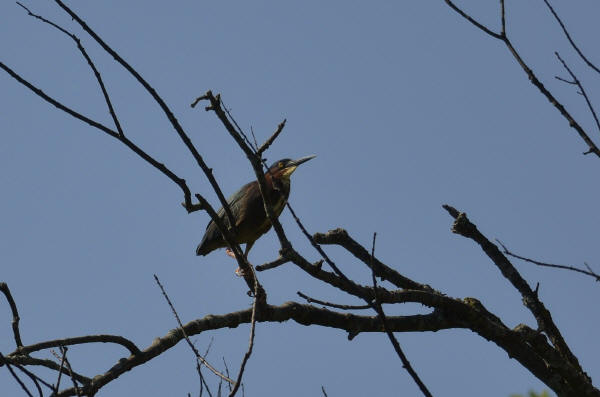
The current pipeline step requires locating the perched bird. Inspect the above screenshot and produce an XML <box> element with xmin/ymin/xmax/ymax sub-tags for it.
<box><xmin>196</xmin><ymin>155</ymin><xmax>316</xmax><ymax>259</ymax></box>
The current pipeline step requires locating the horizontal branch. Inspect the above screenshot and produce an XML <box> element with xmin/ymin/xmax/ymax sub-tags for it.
<box><xmin>5</xmin><ymin>355</ymin><xmax>90</xmax><ymax>385</ymax></box>
<box><xmin>496</xmin><ymin>239</ymin><xmax>600</xmax><ymax>282</ymax></box>
<box><xmin>54</xmin><ymin>302</ymin><xmax>457</xmax><ymax>396</ymax></box>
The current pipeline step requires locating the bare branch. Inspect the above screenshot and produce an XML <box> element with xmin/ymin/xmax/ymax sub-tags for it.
<box><xmin>16</xmin><ymin>334</ymin><xmax>141</xmax><ymax>357</ymax></box>
<box><xmin>555</xmin><ymin>52</ymin><xmax>600</xmax><ymax>135</ymax></box>
<box><xmin>313</xmin><ymin>228</ymin><xmax>433</xmax><ymax>291</ymax></box>
<box><xmin>443</xmin><ymin>0</ymin><xmax>600</xmax><ymax>158</ymax></box>
<box><xmin>255</xmin><ymin>256</ymin><xmax>290</xmax><ymax>272</ymax></box>
<box><xmin>228</xmin><ymin>274</ymin><xmax>259</xmax><ymax>397</ymax></box>
<box><xmin>442</xmin><ymin>204</ymin><xmax>584</xmax><ymax>375</ymax></box>
<box><xmin>52</xmin><ymin>302</ymin><xmax>459</xmax><ymax>396</ymax></box>
<box><xmin>368</xmin><ymin>233</ymin><xmax>433</xmax><ymax>397</ymax></box>
<box><xmin>542</xmin><ymin>0</ymin><xmax>600</xmax><ymax>75</ymax></box>
<box><xmin>6</xmin><ymin>356</ymin><xmax>90</xmax><ymax>385</ymax></box>
<box><xmin>500</xmin><ymin>0</ymin><xmax>506</xmax><ymax>36</ymax></box>
<box><xmin>443</xmin><ymin>0</ymin><xmax>503</xmax><ymax>39</ymax></box>
<box><xmin>52</xmin><ymin>0</ymin><xmax>244</xmax><ymax>241</ymax></box>
<box><xmin>153</xmin><ymin>275</ymin><xmax>235</xmax><ymax>385</ymax></box>
<box><xmin>296</xmin><ymin>291</ymin><xmax>370</xmax><ymax>310</ymax></box>
<box><xmin>0</xmin><ymin>352</ymin><xmax>35</xmax><ymax>397</ymax></box>
<box><xmin>257</xmin><ymin>119</ymin><xmax>287</xmax><ymax>155</ymax></box>
<box><xmin>54</xmin><ymin>347</ymin><xmax>67</xmax><ymax>393</ymax></box>
<box><xmin>60</xmin><ymin>348</ymin><xmax>82</xmax><ymax>397</ymax></box>
<box><xmin>0</xmin><ymin>282</ymin><xmax>23</xmax><ymax>348</ymax></box>
<box><xmin>496</xmin><ymin>239</ymin><xmax>600</xmax><ymax>282</ymax></box>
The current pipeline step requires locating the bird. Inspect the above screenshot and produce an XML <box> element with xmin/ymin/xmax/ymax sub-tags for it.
<box><xmin>196</xmin><ymin>155</ymin><xmax>316</xmax><ymax>261</ymax></box>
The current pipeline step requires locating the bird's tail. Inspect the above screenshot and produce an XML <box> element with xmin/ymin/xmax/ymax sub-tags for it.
<box><xmin>196</xmin><ymin>237</ymin><xmax>211</xmax><ymax>256</ymax></box>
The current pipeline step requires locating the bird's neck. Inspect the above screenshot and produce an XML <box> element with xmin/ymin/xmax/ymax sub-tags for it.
<box><xmin>267</xmin><ymin>175</ymin><xmax>291</xmax><ymax>199</ymax></box>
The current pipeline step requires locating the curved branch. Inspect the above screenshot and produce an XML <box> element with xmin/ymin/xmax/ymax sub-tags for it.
<box><xmin>53</xmin><ymin>302</ymin><xmax>457</xmax><ymax>396</ymax></box>
<box><xmin>0</xmin><ymin>282</ymin><xmax>23</xmax><ymax>348</ymax></box>
<box><xmin>14</xmin><ymin>334</ymin><xmax>141</xmax><ymax>356</ymax></box>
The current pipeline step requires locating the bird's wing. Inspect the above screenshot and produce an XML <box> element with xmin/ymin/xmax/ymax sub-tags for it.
<box><xmin>208</xmin><ymin>181</ymin><xmax>255</xmax><ymax>229</ymax></box>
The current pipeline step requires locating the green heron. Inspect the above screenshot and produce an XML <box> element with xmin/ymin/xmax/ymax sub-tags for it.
<box><xmin>196</xmin><ymin>155</ymin><xmax>316</xmax><ymax>260</ymax></box>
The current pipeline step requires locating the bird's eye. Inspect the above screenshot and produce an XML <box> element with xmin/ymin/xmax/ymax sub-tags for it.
<box><xmin>278</xmin><ymin>162</ymin><xmax>284</xmax><ymax>168</ymax></box>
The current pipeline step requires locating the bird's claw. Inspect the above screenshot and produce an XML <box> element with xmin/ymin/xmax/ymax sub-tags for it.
<box><xmin>235</xmin><ymin>267</ymin><xmax>246</xmax><ymax>277</ymax></box>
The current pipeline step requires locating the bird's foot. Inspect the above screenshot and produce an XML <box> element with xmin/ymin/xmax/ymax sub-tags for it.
<box><xmin>225</xmin><ymin>248</ymin><xmax>237</xmax><ymax>259</ymax></box>
<box><xmin>235</xmin><ymin>267</ymin><xmax>246</xmax><ymax>277</ymax></box>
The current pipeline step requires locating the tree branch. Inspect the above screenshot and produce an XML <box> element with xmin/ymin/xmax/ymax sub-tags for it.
<box><xmin>0</xmin><ymin>282</ymin><xmax>23</xmax><ymax>348</ymax></box>
<box><xmin>442</xmin><ymin>204</ymin><xmax>585</xmax><ymax>376</ymax></box>
<box><xmin>496</xmin><ymin>239</ymin><xmax>600</xmax><ymax>282</ymax></box>
<box><xmin>442</xmin><ymin>0</ymin><xmax>600</xmax><ymax>157</ymax></box>
<box><xmin>542</xmin><ymin>0</ymin><xmax>600</xmax><ymax>75</ymax></box>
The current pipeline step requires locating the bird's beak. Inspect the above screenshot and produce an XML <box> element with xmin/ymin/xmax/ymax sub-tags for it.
<box><xmin>282</xmin><ymin>155</ymin><xmax>316</xmax><ymax>177</ymax></box>
<box><xmin>290</xmin><ymin>155</ymin><xmax>316</xmax><ymax>167</ymax></box>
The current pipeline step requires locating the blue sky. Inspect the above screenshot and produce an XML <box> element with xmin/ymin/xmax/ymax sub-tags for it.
<box><xmin>1</xmin><ymin>1</ymin><xmax>599</xmax><ymax>396</ymax></box>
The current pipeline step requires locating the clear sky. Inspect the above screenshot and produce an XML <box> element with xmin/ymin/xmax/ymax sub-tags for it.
<box><xmin>1</xmin><ymin>1</ymin><xmax>599</xmax><ymax>396</ymax></box>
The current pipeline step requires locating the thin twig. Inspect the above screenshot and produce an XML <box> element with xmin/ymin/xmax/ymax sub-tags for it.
<box><xmin>321</xmin><ymin>385</ymin><xmax>329</xmax><ymax>397</ymax></box>
<box><xmin>228</xmin><ymin>269</ymin><xmax>259</xmax><ymax>397</ymax></box>
<box><xmin>287</xmin><ymin>203</ymin><xmax>433</xmax><ymax>396</ymax></box>
<box><xmin>554</xmin><ymin>52</ymin><xmax>600</xmax><ymax>134</ymax></box>
<box><xmin>496</xmin><ymin>239</ymin><xmax>600</xmax><ymax>282</ymax></box>
<box><xmin>257</xmin><ymin>119</ymin><xmax>287</xmax><ymax>155</ymax></box>
<box><xmin>369</xmin><ymin>233</ymin><xmax>434</xmax><ymax>397</ymax></box>
<box><xmin>18</xmin><ymin>364</ymin><xmax>54</xmax><ymax>396</ymax></box>
<box><xmin>153</xmin><ymin>275</ymin><xmax>235</xmax><ymax>385</ymax></box>
<box><xmin>220</xmin><ymin>97</ymin><xmax>256</xmax><ymax>153</ymax></box>
<box><xmin>53</xmin><ymin>0</ymin><xmax>241</xmax><ymax>239</ymax></box>
<box><xmin>443</xmin><ymin>0</ymin><xmax>600</xmax><ymax>157</ymax></box>
<box><xmin>1</xmin><ymin>352</ymin><xmax>34</xmax><ymax>397</ymax></box>
<box><xmin>542</xmin><ymin>0</ymin><xmax>600</xmax><ymax>75</ymax></box>
<box><xmin>222</xmin><ymin>358</ymin><xmax>233</xmax><ymax>393</ymax></box>
<box><xmin>55</xmin><ymin>347</ymin><xmax>67</xmax><ymax>392</ymax></box>
<box><xmin>60</xmin><ymin>351</ymin><xmax>82</xmax><ymax>397</ymax></box>
<box><xmin>296</xmin><ymin>291</ymin><xmax>370</xmax><ymax>310</ymax></box>
<box><xmin>500</xmin><ymin>0</ymin><xmax>506</xmax><ymax>36</ymax></box>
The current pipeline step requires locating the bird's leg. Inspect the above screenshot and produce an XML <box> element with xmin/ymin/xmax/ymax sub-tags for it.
<box><xmin>225</xmin><ymin>248</ymin><xmax>236</xmax><ymax>259</ymax></box>
<box><xmin>234</xmin><ymin>242</ymin><xmax>255</xmax><ymax>277</ymax></box>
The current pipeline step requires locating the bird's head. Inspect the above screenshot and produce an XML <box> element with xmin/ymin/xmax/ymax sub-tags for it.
<box><xmin>267</xmin><ymin>155</ymin><xmax>316</xmax><ymax>181</ymax></box>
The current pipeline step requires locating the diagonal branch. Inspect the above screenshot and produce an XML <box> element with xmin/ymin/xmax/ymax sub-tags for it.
<box><xmin>368</xmin><ymin>233</ymin><xmax>433</xmax><ymax>397</ymax></box>
<box><xmin>313</xmin><ymin>228</ymin><xmax>433</xmax><ymax>291</ymax></box>
<box><xmin>153</xmin><ymin>275</ymin><xmax>235</xmax><ymax>385</ymax></box>
<box><xmin>442</xmin><ymin>204</ymin><xmax>584</xmax><ymax>375</ymax></box>
<box><xmin>442</xmin><ymin>0</ymin><xmax>600</xmax><ymax>157</ymax></box>
<box><xmin>542</xmin><ymin>0</ymin><xmax>600</xmax><ymax>75</ymax></box>
<box><xmin>554</xmin><ymin>52</ymin><xmax>600</xmax><ymax>135</ymax></box>
<box><xmin>257</xmin><ymin>119</ymin><xmax>286</xmax><ymax>156</ymax></box>
<box><xmin>52</xmin><ymin>0</ymin><xmax>245</xmax><ymax>251</ymax></box>
<box><xmin>0</xmin><ymin>352</ymin><xmax>35</xmax><ymax>397</ymax></box>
